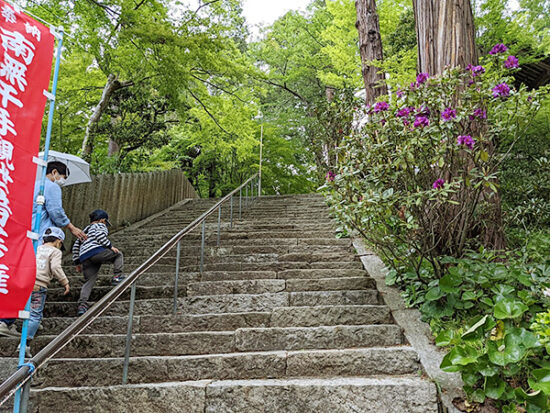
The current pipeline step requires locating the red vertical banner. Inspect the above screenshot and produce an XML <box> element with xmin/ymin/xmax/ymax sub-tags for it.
<box><xmin>0</xmin><ymin>1</ymin><xmax>54</xmax><ymax>317</ymax></box>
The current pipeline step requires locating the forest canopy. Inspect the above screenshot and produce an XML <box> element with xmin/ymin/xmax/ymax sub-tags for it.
<box><xmin>22</xmin><ymin>0</ymin><xmax>550</xmax><ymax>197</ymax></box>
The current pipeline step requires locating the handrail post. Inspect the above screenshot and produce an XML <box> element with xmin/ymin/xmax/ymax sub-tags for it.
<box><xmin>200</xmin><ymin>221</ymin><xmax>206</xmax><ymax>274</ymax></box>
<box><xmin>173</xmin><ymin>241</ymin><xmax>181</xmax><ymax>314</ymax></box>
<box><xmin>122</xmin><ymin>281</ymin><xmax>137</xmax><ymax>385</ymax></box>
<box><xmin>217</xmin><ymin>206</ymin><xmax>221</xmax><ymax>247</ymax></box>
<box><xmin>19</xmin><ymin>382</ymin><xmax>30</xmax><ymax>413</ymax></box>
<box><xmin>245</xmin><ymin>184</ymin><xmax>248</xmax><ymax>209</ymax></box>
<box><xmin>239</xmin><ymin>188</ymin><xmax>242</xmax><ymax>220</ymax></box>
<box><xmin>230</xmin><ymin>195</ymin><xmax>233</xmax><ymax>229</ymax></box>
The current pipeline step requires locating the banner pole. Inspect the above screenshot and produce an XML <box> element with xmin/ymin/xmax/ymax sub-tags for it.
<box><xmin>13</xmin><ymin>27</ymin><xmax>64</xmax><ymax>413</ymax></box>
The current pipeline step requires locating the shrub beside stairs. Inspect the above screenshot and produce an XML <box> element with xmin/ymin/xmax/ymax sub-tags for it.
<box><xmin>0</xmin><ymin>194</ymin><xmax>438</xmax><ymax>412</ymax></box>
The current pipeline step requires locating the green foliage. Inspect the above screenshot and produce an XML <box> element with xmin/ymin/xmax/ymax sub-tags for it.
<box><xmin>431</xmin><ymin>250</ymin><xmax>550</xmax><ymax>410</ymax></box>
<box><xmin>326</xmin><ymin>53</ymin><xmax>548</xmax><ymax>277</ymax></box>
<box><xmin>531</xmin><ymin>310</ymin><xmax>550</xmax><ymax>356</ymax></box>
<box><xmin>501</xmin><ymin>103</ymin><xmax>550</xmax><ymax>233</ymax></box>
<box><xmin>474</xmin><ymin>0</ymin><xmax>550</xmax><ymax>57</ymax></box>
<box><xmin>324</xmin><ymin>45</ymin><xmax>550</xmax><ymax>409</ymax></box>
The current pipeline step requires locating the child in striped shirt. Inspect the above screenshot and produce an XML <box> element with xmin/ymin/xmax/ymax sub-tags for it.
<box><xmin>72</xmin><ymin>209</ymin><xmax>125</xmax><ymax>316</ymax></box>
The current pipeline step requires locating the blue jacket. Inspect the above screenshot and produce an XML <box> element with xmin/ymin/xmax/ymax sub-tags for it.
<box><xmin>32</xmin><ymin>179</ymin><xmax>70</xmax><ymax>240</ymax></box>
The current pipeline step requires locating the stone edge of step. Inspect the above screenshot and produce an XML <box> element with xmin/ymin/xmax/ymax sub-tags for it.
<box><xmin>352</xmin><ymin>238</ymin><xmax>465</xmax><ymax>413</ymax></box>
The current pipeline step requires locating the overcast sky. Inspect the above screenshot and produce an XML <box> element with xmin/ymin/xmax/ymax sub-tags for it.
<box><xmin>242</xmin><ymin>0</ymin><xmax>310</xmax><ymax>27</ymax></box>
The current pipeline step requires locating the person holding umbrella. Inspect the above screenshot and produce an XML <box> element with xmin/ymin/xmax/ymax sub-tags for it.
<box><xmin>32</xmin><ymin>161</ymin><xmax>88</xmax><ymax>242</ymax></box>
<box><xmin>0</xmin><ymin>160</ymin><xmax>87</xmax><ymax>337</ymax></box>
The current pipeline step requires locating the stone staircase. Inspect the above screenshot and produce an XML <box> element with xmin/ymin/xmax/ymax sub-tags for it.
<box><xmin>0</xmin><ymin>194</ymin><xmax>438</xmax><ymax>412</ymax></box>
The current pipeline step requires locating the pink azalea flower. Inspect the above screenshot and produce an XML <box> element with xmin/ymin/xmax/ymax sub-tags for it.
<box><xmin>433</xmin><ymin>179</ymin><xmax>445</xmax><ymax>189</ymax></box>
<box><xmin>489</xmin><ymin>43</ymin><xmax>508</xmax><ymax>55</ymax></box>
<box><xmin>441</xmin><ymin>108</ymin><xmax>457</xmax><ymax>121</ymax></box>
<box><xmin>504</xmin><ymin>55</ymin><xmax>519</xmax><ymax>69</ymax></box>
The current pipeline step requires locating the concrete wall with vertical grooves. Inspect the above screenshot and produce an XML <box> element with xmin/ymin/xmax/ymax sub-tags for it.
<box><xmin>61</xmin><ymin>169</ymin><xmax>198</xmax><ymax>238</ymax></box>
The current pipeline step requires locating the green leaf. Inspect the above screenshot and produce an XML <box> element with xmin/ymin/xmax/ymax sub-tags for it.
<box><xmin>471</xmin><ymin>388</ymin><xmax>486</xmax><ymax>403</ymax></box>
<box><xmin>480</xmin><ymin>297</ymin><xmax>494</xmax><ymax>307</ymax></box>
<box><xmin>436</xmin><ymin>329</ymin><xmax>456</xmax><ymax>347</ymax></box>
<box><xmin>425</xmin><ymin>286</ymin><xmax>444</xmax><ymax>301</ymax></box>
<box><xmin>445</xmin><ymin>345</ymin><xmax>480</xmax><ymax>367</ymax></box>
<box><xmin>515</xmin><ymin>388</ymin><xmax>548</xmax><ymax>409</ymax></box>
<box><xmin>462</xmin><ymin>291</ymin><xmax>478</xmax><ymax>301</ymax></box>
<box><xmin>485</xmin><ymin>376</ymin><xmax>506</xmax><ymax>399</ymax></box>
<box><xmin>439</xmin><ymin>272</ymin><xmax>462</xmax><ymax>293</ymax></box>
<box><xmin>382</xmin><ymin>188</ymin><xmax>394</xmax><ymax>199</ymax></box>
<box><xmin>494</xmin><ymin>298</ymin><xmax>529</xmax><ymax>319</ymax></box>
<box><xmin>440</xmin><ymin>351</ymin><xmax>463</xmax><ymax>373</ymax></box>
<box><xmin>480</xmin><ymin>150</ymin><xmax>489</xmax><ymax>162</ymax></box>
<box><xmin>488</xmin><ymin>328</ymin><xmax>539</xmax><ymax>366</ymax></box>
<box><xmin>529</xmin><ymin>369</ymin><xmax>550</xmax><ymax>394</ymax></box>
<box><xmin>462</xmin><ymin>315</ymin><xmax>489</xmax><ymax>339</ymax></box>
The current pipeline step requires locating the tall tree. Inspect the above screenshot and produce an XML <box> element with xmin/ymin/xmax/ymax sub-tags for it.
<box><xmin>412</xmin><ymin>0</ymin><xmax>507</xmax><ymax>250</ymax></box>
<box><xmin>355</xmin><ymin>0</ymin><xmax>387</xmax><ymax>105</ymax></box>
<box><xmin>412</xmin><ymin>0</ymin><xmax>478</xmax><ymax>75</ymax></box>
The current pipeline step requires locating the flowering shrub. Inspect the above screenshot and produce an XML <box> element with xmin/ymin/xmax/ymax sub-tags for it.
<box><xmin>323</xmin><ymin>46</ymin><xmax>550</xmax><ymax>410</ymax></box>
<box><xmin>325</xmin><ymin>50</ymin><xmax>548</xmax><ymax>278</ymax></box>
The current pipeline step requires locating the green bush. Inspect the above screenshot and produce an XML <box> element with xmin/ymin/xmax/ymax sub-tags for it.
<box><xmin>323</xmin><ymin>47</ymin><xmax>550</xmax><ymax>410</ymax></box>
<box><xmin>431</xmin><ymin>251</ymin><xmax>549</xmax><ymax>411</ymax></box>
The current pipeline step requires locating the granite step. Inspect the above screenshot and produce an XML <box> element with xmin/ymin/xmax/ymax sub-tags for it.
<box><xmin>187</xmin><ymin>277</ymin><xmax>375</xmax><ymax>296</ymax></box>
<box><xmin>31</xmin><ymin>347</ymin><xmax>422</xmax><ymax>388</ymax></box>
<box><xmin>0</xmin><ymin>325</ymin><xmax>403</xmax><ymax>358</ymax></box>
<box><xmin>28</xmin><ymin>376</ymin><xmax>437</xmax><ymax>413</ymax></box>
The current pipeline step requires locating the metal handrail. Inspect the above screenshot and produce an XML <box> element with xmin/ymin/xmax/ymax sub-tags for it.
<box><xmin>0</xmin><ymin>173</ymin><xmax>260</xmax><ymax>405</ymax></box>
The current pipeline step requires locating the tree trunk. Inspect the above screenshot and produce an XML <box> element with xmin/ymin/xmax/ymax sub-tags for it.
<box><xmin>81</xmin><ymin>74</ymin><xmax>120</xmax><ymax>159</ymax></box>
<box><xmin>355</xmin><ymin>0</ymin><xmax>387</xmax><ymax>106</ymax></box>
<box><xmin>108</xmin><ymin>139</ymin><xmax>120</xmax><ymax>157</ymax></box>
<box><xmin>412</xmin><ymin>0</ymin><xmax>505</xmax><ymax>250</ymax></box>
<box><xmin>412</xmin><ymin>0</ymin><xmax>478</xmax><ymax>75</ymax></box>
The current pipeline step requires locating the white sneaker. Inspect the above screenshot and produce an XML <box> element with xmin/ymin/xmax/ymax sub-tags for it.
<box><xmin>0</xmin><ymin>321</ymin><xmax>19</xmax><ymax>337</ymax></box>
<box><xmin>16</xmin><ymin>344</ymin><xmax>32</xmax><ymax>358</ymax></box>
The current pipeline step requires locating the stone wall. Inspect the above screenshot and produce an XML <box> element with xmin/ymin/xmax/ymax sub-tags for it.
<box><xmin>61</xmin><ymin>169</ymin><xmax>198</xmax><ymax>235</ymax></box>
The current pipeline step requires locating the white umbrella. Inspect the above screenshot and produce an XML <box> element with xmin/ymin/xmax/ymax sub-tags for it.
<box><xmin>37</xmin><ymin>150</ymin><xmax>92</xmax><ymax>186</ymax></box>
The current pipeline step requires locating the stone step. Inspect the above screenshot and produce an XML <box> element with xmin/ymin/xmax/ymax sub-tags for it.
<box><xmin>0</xmin><ymin>325</ymin><xmax>403</xmax><ymax>358</ymax></box>
<box><xmin>16</xmin><ymin>304</ymin><xmax>394</xmax><ymax>339</ymax></box>
<box><xmin>184</xmin><ymin>289</ymin><xmax>379</xmax><ymax>314</ymax></box>
<box><xmin>46</xmin><ymin>284</ymin><xmax>186</xmax><ymax>302</ymax></box>
<box><xmin>43</xmin><ymin>298</ymin><xmax>175</xmax><ymax>318</ymax></box>
<box><xmin>62</xmin><ymin>248</ymin><xmax>358</xmax><ymax>269</ymax></box>
<box><xmin>207</xmin><ymin>238</ymin><xmax>352</xmax><ymax>247</ymax></box>
<box><xmin>114</xmin><ymin>230</ymin><xmax>339</xmax><ymax>242</ymax></box>
<box><xmin>60</xmin><ymin>260</ymin><xmax>365</xmax><ymax>282</ymax></box>
<box><xmin>32</xmin><ymin>347</ymin><xmax>422</xmax><ymax>388</ymax></box>
<box><xmin>187</xmin><ymin>277</ymin><xmax>375</xmax><ymax>296</ymax></box>
<box><xmin>183</xmin><ymin>293</ymin><xmax>289</xmax><ymax>314</ymax></box>
<box><xmin>289</xmin><ymin>290</ymin><xmax>379</xmax><ymax>306</ymax></box>
<box><xmin>199</xmin><ymin>269</ymin><xmax>364</xmax><ymax>282</ymax></box>
<box><xmin>216</xmin><ymin>231</ymin><xmax>338</xmax><ymax>240</ymax></box>
<box><xmin>38</xmin><ymin>312</ymin><xmax>272</xmax><ymax>335</ymax></box>
<box><xmin>43</xmin><ymin>289</ymin><xmax>380</xmax><ymax>318</ymax></box>
<box><xmin>36</xmin><ymin>305</ymin><xmax>391</xmax><ymax>336</ymax></box>
<box><xmin>28</xmin><ymin>376</ymin><xmax>437</xmax><ymax>413</ymax></box>
<box><xmin>271</xmin><ymin>304</ymin><xmax>392</xmax><ymax>327</ymax></box>
<box><xmin>277</xmin><ymin>269</ymin><xmax>367</xmax><ymax>279</ymax></box>
<box><xmin>67</xmin><ymin>250</ymin><xmax>359</xmax><ymax>267</ymax></box>
<box><xmin>233</xmin><ymin>325</ymin><xmax>403</xmax><ymax>352</ymax></box>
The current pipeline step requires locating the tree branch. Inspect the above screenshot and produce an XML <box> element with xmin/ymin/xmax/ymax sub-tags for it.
<box><xmin>190</xmin><ymin>74</ymin><xmax>249</xmax><ymax>103</ymax></box>
<box><xmin>86</xmin><ymin>0</ymin><xmax>120</xmax><ymax>17</ymax></box>
<box><xmin>184</xmin><ymin>0</ymin><xmax>221</xmax><ymax>25</ymax></box>
<box><xmin>260</xmin><ymin>79</ymin><xmax>307</xmax><ymax>102</ymax></box>
<box><xmin>187</xmin><ymin>89</ymin><xmax>232</xmax><ymax>136</ymax></box>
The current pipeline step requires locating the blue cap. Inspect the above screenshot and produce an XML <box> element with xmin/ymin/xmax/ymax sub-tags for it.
<box><xmin>89</xmin><ymin>209</ymin><xmax>111</xmax><ymax>226</ymax></box>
